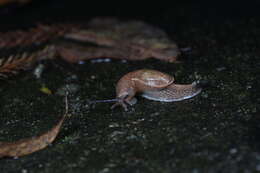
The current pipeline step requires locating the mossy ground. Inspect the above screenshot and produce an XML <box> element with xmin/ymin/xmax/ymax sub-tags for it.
<box><xmin>0</xmin><ymin>2</ymin><xmax>259</xmax><ymax>173</ymax></box>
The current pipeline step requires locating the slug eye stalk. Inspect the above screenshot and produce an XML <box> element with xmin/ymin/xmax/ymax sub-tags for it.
<box><xmin>90</xmin><ymin>97</ymin><xmax>133</xmax><ymax>111</ymax></box>
<box><xmin>89</xmin><ymin>98</ymin><xmax>119</xmax><ymax>103</ymax></box>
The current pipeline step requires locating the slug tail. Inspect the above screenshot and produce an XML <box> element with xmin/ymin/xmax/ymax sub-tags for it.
<box><xmin>141</xmin><ymin>81</ymin><xmax>203</xmax><ymax>102</ymax></box>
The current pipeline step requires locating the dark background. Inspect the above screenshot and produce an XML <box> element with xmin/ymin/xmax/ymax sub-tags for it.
<box><xmin>0</xmin><ymin>1</ymin><xmax>260</xmax><ymax>173</ymax></box>
<box><xmin>0</xmin><ymin>0</ymin><xmax>260</xmax><ymax>28</ymax></box>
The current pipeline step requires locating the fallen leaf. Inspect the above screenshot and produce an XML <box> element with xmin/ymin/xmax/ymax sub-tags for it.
<box><xmin>0</xmin><ymin>114</ymin><xmax>66</xmax><ymax>158</ymax></box>
<box><xmin>40</xmin><ymin>86</ymin><xmax>52</xmax><ymax>95</ymax></box>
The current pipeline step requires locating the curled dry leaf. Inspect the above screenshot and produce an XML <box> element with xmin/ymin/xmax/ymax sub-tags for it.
<box><xmin>0</xmin><ymin>93</ymin><xmax>69</xmax><ymax>158</ymax></box>
<box><xmin>0</xmin><ymin>114</ymin><xmax>65</xmax><ymax>158</ymax></box>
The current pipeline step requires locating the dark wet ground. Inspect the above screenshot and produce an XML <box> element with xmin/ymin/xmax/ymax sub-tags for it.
<box><xmin>0</xmin><ymin>1</ymin><xmax>260</xmax><ymax>173</ymax></box>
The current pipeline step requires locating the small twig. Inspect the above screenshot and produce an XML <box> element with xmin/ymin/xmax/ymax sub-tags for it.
<box><xmin>64</xmin><ymin>87</ymin><xmax>71</xmax><ymax>117</ymax></box>
<box><xmin>65</xmin><ymin>90</ymin><xmax>69</xmax><ymax>113</ymax></box>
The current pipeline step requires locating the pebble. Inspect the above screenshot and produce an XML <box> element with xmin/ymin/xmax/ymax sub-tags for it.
<box><xmin>216</xmin><ymin>67</ymin><xmax>226</xmax><ymax>71</ymax></box>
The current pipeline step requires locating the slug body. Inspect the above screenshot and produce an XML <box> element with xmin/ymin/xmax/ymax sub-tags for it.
<box><xmin>112</xmin><ymin>69</ymin><xmax>202</xmax><ymax>110</ymax></box>
<box><xmin>141</xmin><ymin>82</ymin><xmax>202</xmax><ymax>102</ymax></box>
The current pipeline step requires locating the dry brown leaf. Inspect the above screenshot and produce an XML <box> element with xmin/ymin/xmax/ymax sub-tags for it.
<box><xmin>0</xmin><ymin>114</ymin><xmax>65</xmax><ymax>158</ymax></box>
<box><xmin>0</xmin><ymin>92</ymin><xmax>69</xmax><ymax>158</ymax></box>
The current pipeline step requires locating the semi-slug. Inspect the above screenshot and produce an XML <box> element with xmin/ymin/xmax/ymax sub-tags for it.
<box><xmin>109</xmin><ymin>69</ymin><xmax>203</xmax><ymax>110</ymax></box>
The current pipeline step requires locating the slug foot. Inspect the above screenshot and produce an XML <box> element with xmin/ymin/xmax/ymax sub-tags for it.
<box><xmin>111</xmin><ymin>97</ymin><xmax>137</xmax><ymax>111</ymax></box>
<box><xmin>111</xmin><ymin>100</ymin><xmax>129</xmax><ymax>111</ymax></box>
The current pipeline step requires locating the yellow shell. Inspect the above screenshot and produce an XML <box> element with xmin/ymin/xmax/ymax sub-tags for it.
<box><xmin>132</xmin><ymin>69</ymin><xmax>174</xmax><ymax>89</ymax></box>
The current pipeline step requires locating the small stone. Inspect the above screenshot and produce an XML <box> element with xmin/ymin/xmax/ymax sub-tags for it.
<box><xmin>216</xmin><ymin>67</ymin><xmax>226</xmax><ymax>71</ymax></box>
<box><xmin>99</xmin><ymin>168</ymin><xmax>110</xmax><ymax>173</ymax></box>
<box><xmin>256</xmin><ymin>164</ymin><xmax>260</xmax><ymax>171</ymax></box>
<box><xmin>21</xmin><ymin>169</ymin><xmax>28</xmax><ymax>173</ymax></box>
<box><xmin>56</xmin><ymin>84</ymin><xmax>80</xmax><ymax>96</ymax></box>
<box><xmin>78</xmin><ymin>61</ymin><xmax>85</xmax><ymax>64</ymax></box>
<box><xmin>229</xmin><ymin>148</ymin><xmax>237</xmax><ymax>154</ymax></box>
<box><xmin>201</xmin><ymin>92</ymin><xmax>208</xmax><ymax>98</ymax></box>
<box><xmin>109</xmin><ymin>123</ymin><xmax>120</xmax><ymax>128</ymax></box>
<box><xmin>192</xmin><ymin>169</ymin><xmax>199</xmax><ymax>173</ymax></box>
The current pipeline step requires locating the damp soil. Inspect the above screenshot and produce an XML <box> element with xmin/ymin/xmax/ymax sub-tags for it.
<box><xmin>0</xmin><ymin>2</ymin><xmax>260</xmax><ymax>173</ymax></box>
